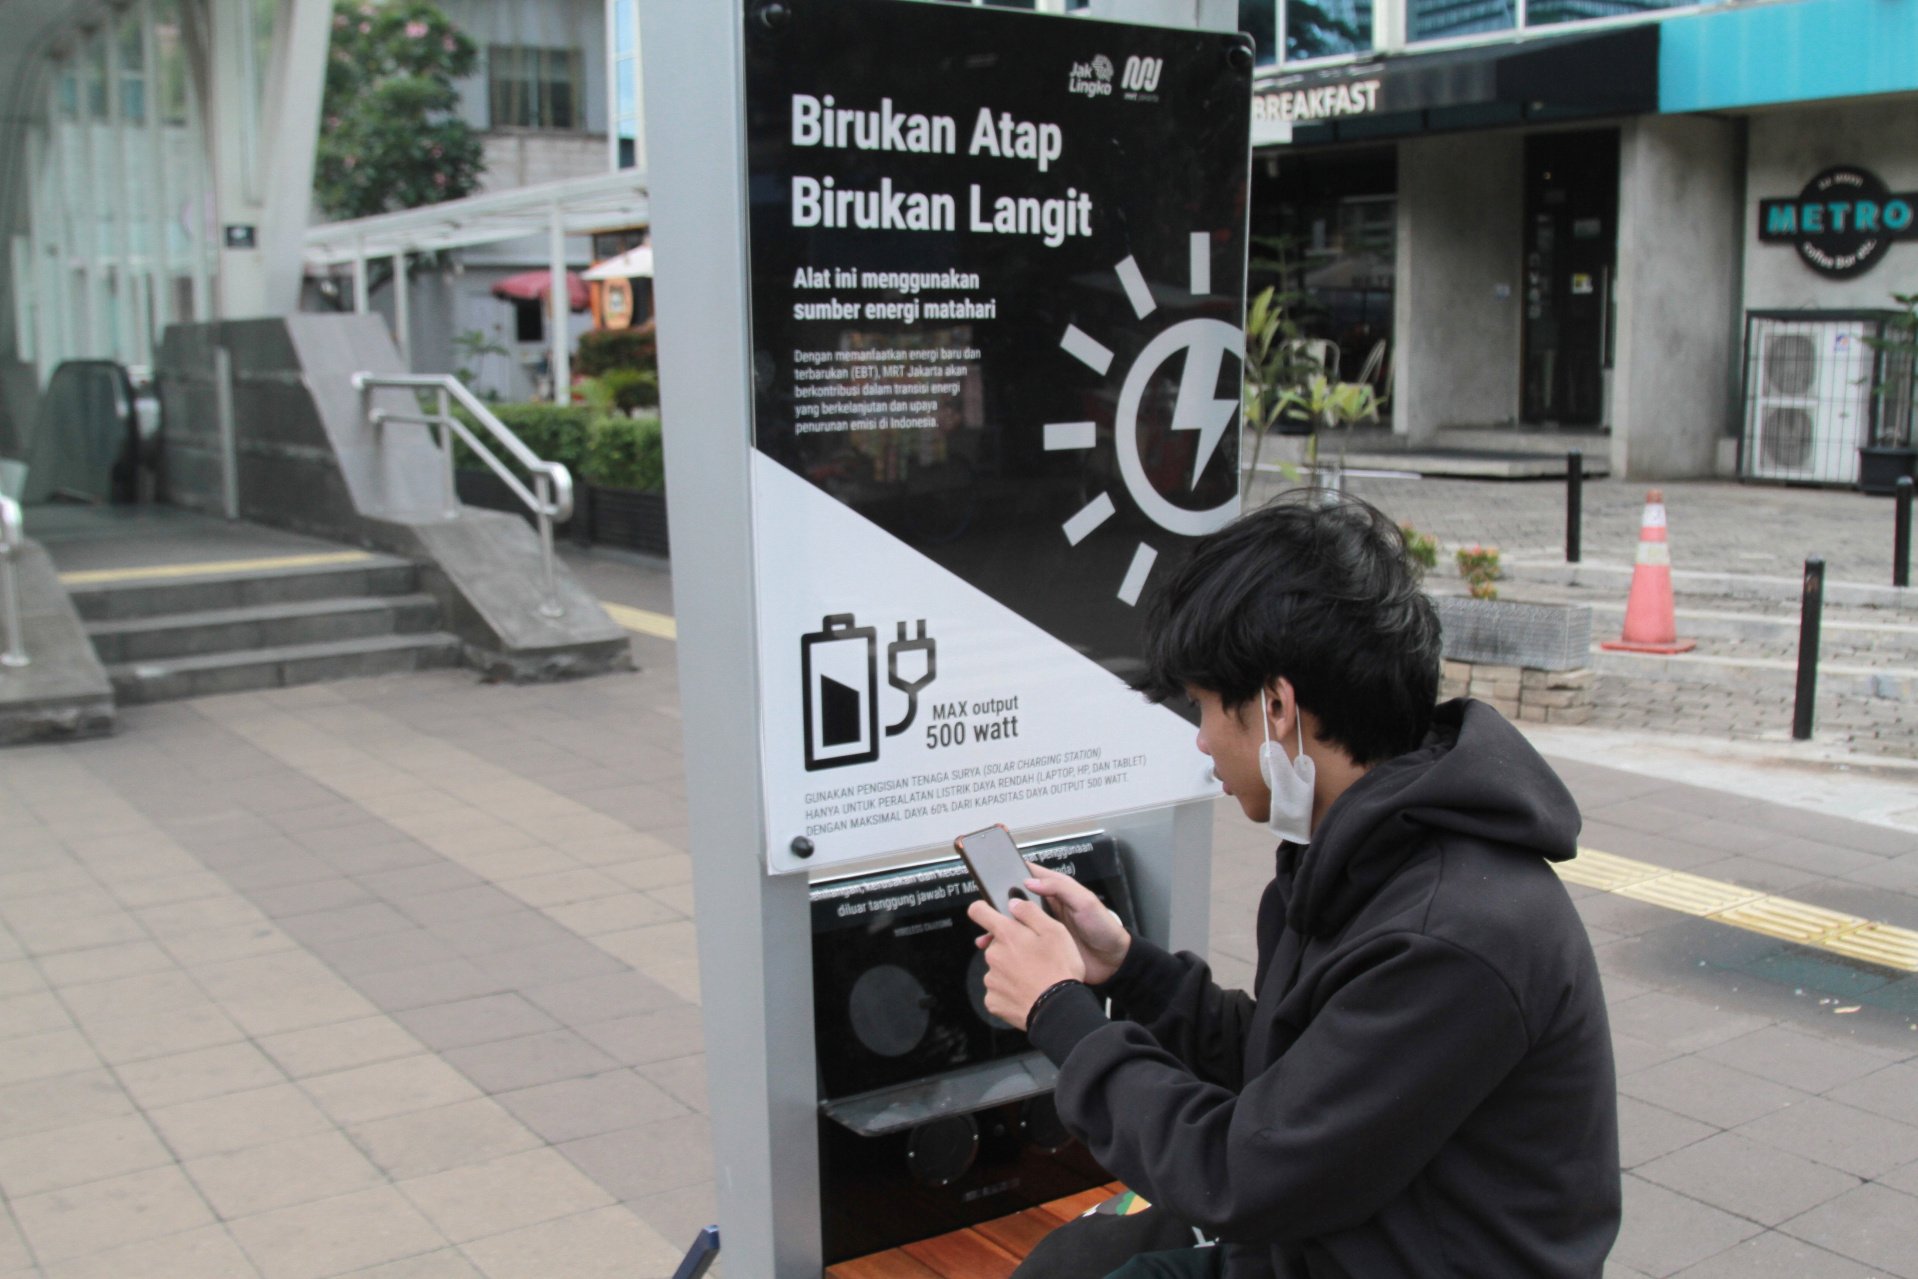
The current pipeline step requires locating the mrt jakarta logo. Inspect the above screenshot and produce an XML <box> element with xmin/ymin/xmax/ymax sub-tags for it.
<box><xmin>801</xmin><ymin>614</ymin><xmax>938</xmax><ymax>771</ymax></box>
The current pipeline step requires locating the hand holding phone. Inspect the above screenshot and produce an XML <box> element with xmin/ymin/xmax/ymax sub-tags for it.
<box><xmin>953</xmin><ymin>823</ymin><xmax>1037</xmax><ymax>916</ymax></box>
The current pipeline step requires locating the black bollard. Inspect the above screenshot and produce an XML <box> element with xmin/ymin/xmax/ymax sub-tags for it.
<box><xmin>1897</xmin><ymin>475</ymin><xmax>1913</xmax><ymax>589</ymax></box>
<box><xmin>1792</xmin><ymin>557</ymin><xmax>1825</xmax><ymax>741</ymax></box>
<box><xmin>1566</xmin><ymin>449</ymin><xmax>1584</xmax><ymax>564</ymax></box>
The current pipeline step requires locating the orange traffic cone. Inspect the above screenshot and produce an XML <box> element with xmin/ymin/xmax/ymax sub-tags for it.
<box><xmin>1602</xmin><ymin>490</ymin><xmax>1695</xmax><ymax>655</ymax></box>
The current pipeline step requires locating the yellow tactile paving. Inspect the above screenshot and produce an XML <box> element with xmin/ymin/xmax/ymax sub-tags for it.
<box><xmin>58</xmin><ymin>550</ymin><xmax>375</xmax><ymax>585</ymax></box>
<box><xmin>1563</xmin><ymin>846</ymin><xmax>1918</xmax><ymax>974</ymax></box>
<box><xmin>600</xmin><ymin>602</ymin><xmax>678</xmax><ymax>640</ymax></box>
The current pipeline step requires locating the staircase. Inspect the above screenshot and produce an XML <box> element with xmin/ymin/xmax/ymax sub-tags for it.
<box><xmin>68</xmin><ymin>553</ymin><xmax>464</xmax><ymax>704</ymax></box>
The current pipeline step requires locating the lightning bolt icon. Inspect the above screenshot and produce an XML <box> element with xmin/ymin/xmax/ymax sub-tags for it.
<box><xmin>1168</xmin><ymin>336</ymin><xmax>1239</xmax><ymax>488</ymax></box>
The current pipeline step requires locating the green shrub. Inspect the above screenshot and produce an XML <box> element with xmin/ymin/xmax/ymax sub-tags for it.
<box><xmin>576</xmin><ymin>323</ymin><xmax>657</xmax><ymax>377</ymax></box>
<box><xmin>1399</xmin><ymin>523</ymin><xmax>1439</xmax><ymax>572</ymax></box>
<box><xmin>451</xmin><ymin>402</ymin><xmax>597</xmax><ymax>478</ymax></box>
<box><xmin>1455</xmin><ymin>544</ymin><xmax>1501</xmax><ymax>601</ymax></box>
<box><xmin>600</xmin><ymin>367</ymin><xmax>659</xmax><ymax>412</ymax></box>
<box><xmin>584</xmin><ymin>414</ymin><xmax>665</xmax><ymax>492</ymax></box>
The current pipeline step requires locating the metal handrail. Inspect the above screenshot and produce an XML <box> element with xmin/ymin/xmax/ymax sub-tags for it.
<box><xmin>1</xmin><ymin>494</ymin><xmax>27</xmax><ymax>669</ymax></box>
<box><xmin>351</xmin><ymin>372</ymin><xmax>572</xmax><ymax>619</ymax></box>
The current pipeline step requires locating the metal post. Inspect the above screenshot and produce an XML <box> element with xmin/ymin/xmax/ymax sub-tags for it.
<box><xmin>392</xmin><ymin>251</ymin><xmax>411</xmax><ymax>365</ymax></box>
<box><xmin>142</xmin><ymin>0</ymin><xmax>176</xmax><ymax>341</ymax></box>
<box><xmin>1896</xmin><ymin>476</ymin><xmax>1912</xmax><ymax>590</ymax></box>
<box><xmin>640</xmin><ymin>0</ymin><xmax>818</xmax><ymax>1273</ymax></box>
<box><xmin>352</xmin><ymin>246</ymin><xmax>369</xmax><ymax>313</ymax></box>
<box><xmin>534</xmin><ymin>471</ymin><xmax>563</xmax><ymax>619</ymax></box>
<box><xmin>1792</xmin><ymin>556</ymin><xmax>1824</xmax><ymax>741</ymax></box>
<box><xmin>212</xmin><ymin>344</ymin><xmax>239</xmax><ymax>520</ymax></box>
<box><xmin>548</xmin><ymin>202</ymin><xmax>570</xmax><ymax>406</ymax></box>
<box><xmin>437</xmin><ymin>386</ymin><xmax>458</xmax><ymax>520</ymax></box>
<box><xmin>1</xmin><ymin>496</ymin><xmax>28</xmax><ymax>670</ymax></box>
<box><xmin>1566</xmin><ymin>448</ymin><xmax>1583</xmax><ymax>564</ymax></box>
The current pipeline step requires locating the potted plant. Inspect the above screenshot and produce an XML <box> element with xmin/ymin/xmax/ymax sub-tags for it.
<box><xmin>581</xmin><ymin>413</ymin><xmax>669</xmax><ymax>555</ymax></box>
<box><xmin>1861</xmin><ymin>291</ymin><xmax>1918</xmax><ymax>495</ymax></box>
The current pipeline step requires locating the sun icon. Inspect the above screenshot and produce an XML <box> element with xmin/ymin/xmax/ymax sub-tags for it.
<box><xmin>1047</xmin><ymin>232</ymin><xmax>1242</xmax><ymax>605</ymax></box>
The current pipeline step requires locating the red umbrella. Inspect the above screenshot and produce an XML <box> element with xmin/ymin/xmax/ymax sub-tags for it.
<box><xmin>491</xmin><ymin>269</ymin><xmax>590</xmax><ymax>312</ymax></box>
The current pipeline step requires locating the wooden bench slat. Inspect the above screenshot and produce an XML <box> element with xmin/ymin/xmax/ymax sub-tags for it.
<box><xmin>827</xmin><ymin>1251</ymin><xmax>948</xmax><ymax>1279</ymax></box>
<box><xmin>971</xmin><ymin>1206</ymin><xmax>1064</xmax><ymax>1258</ymax></box>
<box><xmin>900</xmin><ymin>1229</ymin><xmax>1021</xmax><ymax>1279</ymax></box>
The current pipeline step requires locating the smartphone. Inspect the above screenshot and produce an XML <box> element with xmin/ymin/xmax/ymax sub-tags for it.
<box><xmin>954</xmin><ymin>823</ymin><xmax>1038</xmax><ymax>915</ymax></box>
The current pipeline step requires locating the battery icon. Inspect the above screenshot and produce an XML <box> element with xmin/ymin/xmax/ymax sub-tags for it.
<box><xmin>801</xmin><ymin>614</ymin><xmax>880</xmax><ymax>771</ymax></box>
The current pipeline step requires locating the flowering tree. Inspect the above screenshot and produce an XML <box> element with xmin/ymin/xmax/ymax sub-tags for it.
<box><xmin>314</xmin><ymin>1</ymin><xmax>485</xmax><ymax>221</ymax></box>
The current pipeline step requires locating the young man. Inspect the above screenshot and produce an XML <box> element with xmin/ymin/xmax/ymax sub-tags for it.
<box><xmin>970</xmin><ymin>495</ymin><xmax>1620</xmax><ymax>1278</ymax></box>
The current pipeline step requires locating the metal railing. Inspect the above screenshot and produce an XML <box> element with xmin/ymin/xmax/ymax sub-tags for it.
<box><xmin>350</xmin><ymin>373</ymin><xmax>574</xmax><ymax>619</ymax></box>
<box><xmin>1</xmin><ymin>494</ymin><xmax>27</xmax><ymax>669</ymax></box>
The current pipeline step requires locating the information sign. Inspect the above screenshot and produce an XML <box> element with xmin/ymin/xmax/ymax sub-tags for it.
<box><xmin>745</xmin><ymin>0</ymin><xmax>1253</xmax><ymax>872</ymax></box>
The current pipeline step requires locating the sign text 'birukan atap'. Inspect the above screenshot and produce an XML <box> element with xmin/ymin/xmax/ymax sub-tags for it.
<box><xmin>743</xmin><ymin>0</ymin><xmax>1253</xmax><ymax>873</ymax></box>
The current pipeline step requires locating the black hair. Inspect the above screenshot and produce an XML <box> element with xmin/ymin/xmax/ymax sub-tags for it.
<box><xmin>1137</xmin><ymin>491</ymin><xmax>1442</xmax><ymax>766</ymax></box>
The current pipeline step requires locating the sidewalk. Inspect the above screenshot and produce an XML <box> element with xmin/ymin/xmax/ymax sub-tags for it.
<box><xmin>2</xmin><ymin>553</ymin><xmax>1916</xmax><ymax>1276</ymax></box>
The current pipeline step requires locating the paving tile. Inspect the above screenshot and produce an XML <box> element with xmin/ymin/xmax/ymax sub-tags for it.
<box><xmin>275</xmin><ymin>903</ymin><xmax>420</xmax><ymax>949</ymax></box>
<box><xmin>636</xmin><ymin>1055</ymin><xmax>708</xmax><ymax>1114</ymax></box>
<box><xmin>350</xmin><ymin>959</ymin><xmax>511</xmax><ymax>1013</ymax></box>
<box><xmin>1699</xmin><ymin>1023</ymin><xmax>1896</xmax><ymax>1096</ymax></box>
<box><xmin>574</xmin><ymin>1006</ymin><xmax>705</xmax><ymax>1067</ymax></box>
<box><xmin>1619</xmin><ymin>1056</ymin><xmax>1809</xmax><ymax>1130</ymax></box>
<box><xmin>38</xmin><ymin>1223</ymin><xmax>262</xmax><ymax>1279</ymax></box>
<box><xmin>543</xmin><ymin>893</ymin><xmax>680</xmax><ymax>937</ymax></box>
<box><xmin>346</xmin><ymin>1249</ymin><xmax>484</xmax><ymax>1278</ymax></box>
<box><xmin>0</xmin><ymin>1070</ymin><xmax>133</xmax><ymax>1141</ymax></box>
<box><xmin>257</xmin><ymin>1016</ymin><xmax>425</xmax><ymax>1079</ymax></box>
<box><xmin>495</xmin><ymin>1069</ymin><xmax>687</xmax><ymax>1144</ymax></box>
<box><xmin>427</xmin><ymin>912</ymin><xmax>580</xmax><ymax>959</ymax></box>
<box><xmin>1827</xmin><ymin>1061</ymin><xmax>1918</xmax><ymax>1127</ymax></box>
<box><xmin>8</xmin><ymin>910</ymin><xmax>148</xmax><ymax>956</ymax></box>
<box><xmin>160</xmin><ymin>921</ymin><xmax>300</xmax><ymax>967</ymax></box>
<box><xmin>59</xmin><ymin>969</ymin><xmax>205</xmax><ymax>1023</ymax></box>
<box><xmin>348</xmin><ymin>1098</ymin><xmax>545</xmax><ymax>1181</ymax></box>
<box><xmin>1668</xmin><ymin>1230</ymin><xmax>1884</xmax><ymax>1279</ymax></box>
<box><xmin>441</xmin><ymin>1030</ymin><xmax>620</xmax><ymax>1093</ymax></box>
<box><xmin>522</xmin><ymin>971</ymin><xmax>682</xmax><ymax>1026</ymax></box>
<box><xmin>0</xmin><ymin>1028</ymin><xmax>102</xmax><ymax>1085</ymax></box>
<box><xmin>1636</xmin><ymin>1130</ymin><xmax>1859</xmax><ymax>1227</ymax></box>
<box><xmin>399</xmin><ymin>1148</ymin><xmax>615</xmax><ymax>1244</ymax></box>
<box><xmin>220</xmin><ymin>983</ymin><xmax>381</xmax><ymax>1038</ymax></box>
<box><xmin>0</xmin><ymin>959</ymin><xmax>47</xmax><ymax>999</ymax></box>
<box><xmin>602</xmin><ymin>855</ymin><xmax>694</xmax><ymax>892</ymax></box>
<box><xmin>1608</xmin><ymin>1174</ymin><xmax>1765</xmax><ymax>1278</ymax></box>
<box><xmin>391</xmin><ymin>994</ymin><xmax>562</xmax><ymax>1053</ymax></box>
<box><xmin>149</xmin><ymin>1083</ymin><xmax>335</xmax><ymax>1159</ymax></box>
<box><xmin>466</xmin><ymin>939</ymin><xmax>628</xmax><ymax>988</ymax></box>
<box><xmin>0</xmin><ymin>1112</ymin><xmax>174</xmax><ymax>1198</ymax></box>
<box><xmin>115</xmin><ymin>1041</ymin><xmax>288</xmax><ymax>1111</ymax></box>
<box><xmin>315</xmin><ymin>839</ymin><xmax>444</xmax><ymax>878</ymax></box>
<box><xmin>0</xmin><ymin>989</ymin><xmax>74</xmax><ymax>1036</ymax></box>
<box><xmin>397</xmin><ymin>886</ymin><xmax>528</xmax><ymax>927</ymax></box>
<box><xmin>357</xmin><ymin>863</ymin><xmax>488</xmax><ymax>901</ymax></box>
<box><xmin>307</xmin><ymin>928</ymin><xmax>465</xmax><ymax>978</ymax></box>
<box><xmin>498</xmin><ymin>869</ymin><xmax>626</xmax><ymax>908</ymax></box>
<box><xmin>623</xmin><ymin>1181</ymin><xmax>719</xmax><ymax>1259</ymax></box>
<box><xmin>1736</xmin><ymin>1095</ymin><xmax>1918</xmax><ymax>1180</ymax></box>
<box><xmin>1779</xmin><ymin>1182</ymin><xmax>1918</xmax><ymax>1279</ymax></box>
<box><xmin>245</xmin><ymin>878</ymin><xmax>375</xmax><ymax>920</ymax></box>
<box><xmin>81</xmin><ymin>1002</ymin><xmax>250</xmax><ymax>1064</ymax></box>
<box><xmin>590</xmin><ymin>920</ymin><xmax>695</xmax><ymax>972</ymax></box>
<box><xmin>136</xmin><ymin>895</ymin><xmax>273</xmax><ymax>939</ymax></box>
<box><xmin>457</xmin><ymin>1205</ymin><xmax>682</xmax><ymax>1279</ymax></box>
<box><xmin>559</xmin><ymin>1113</ymin><xmax>713</xmax><ymax>1201</ymax></box>
<box><xmin>456</xmin><ymin>846</ymin><xmax>583</xmax><ymax>882</ymax></box>
<box><xmin>184</xmin><ymin>1130</ymin><xmax>386</xmax><ymax>1220</ymax></box>
<box><xmin>228</xmin><ymin>1185</ymin><xmax>449</xmax><ymax>1279</ymax></box>
<box><xmin>12</xmin><ymin>1164</ymin><xmax>217</xmax><ymax>1263</ymax></box>
<box><xmin>105</xmin><ymin>870</ymin><xmax>233</xmax><ymax>910</ymax></box>
<box><xmin>0</xmin><ymin>1203</ymin><xmax>26</xmax><ymax>1271</ymax></box>
<box><xmin>1606</xmin><ymin>991</ymin><xmax>1772</xmax><ymax>1055</ymax></box>
<box><xmin>36</xmin><ymin>941</ymin><xmax>175</xmax><ymax>988</ymax></box>
<box><xmin>302</xmin><ymin>1054</ymin><xmax>482</xmax><ymax>1126</ymax></box>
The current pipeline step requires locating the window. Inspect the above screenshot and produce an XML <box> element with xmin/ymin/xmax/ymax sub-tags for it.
<box><xmin>489</xmin><ymin>46</ymin><xmax>583</xmax><ymax>130</ymax></box>
<box><xmin>1407</xmin><ymin>0</ymin><xmax>1515</xmax><ymax>42</ymax></box>
<box><xmin>1288</xmin><ymin>0</ymin><xmax>1373</xmax><ymax>61</ymax></box>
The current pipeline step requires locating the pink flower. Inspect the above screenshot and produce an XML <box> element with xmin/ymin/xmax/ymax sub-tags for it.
<box><xmin>333</xmin><ymin>13</ymin><xmax>347</xmax><ymax>28</ymax></box>
<box><xmin>405</xmin><ymin>19</ymin><xmax>428</xmax><ymax>38</ymax></box>
<box><xmin>343</xmin><ymin>155</ymin><xmax>357</xmax><ymax>169</ymax></box>
<box><xmin>433</xmin><ymin>172</ymin><xmax>448</xmax><ymax>187</ymax></box>
<box><xmin>358</xmin><ymin>20</ymin><xmax>370</xmax><ymax>33</ymax></box>
<box><xmin>443</xmin><ymin>36</ymin><xmax>457</xmax><ymax>52</ymax></box>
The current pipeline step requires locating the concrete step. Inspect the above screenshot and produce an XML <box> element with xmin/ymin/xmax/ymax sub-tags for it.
<box><xmin>108</xmin><ymin>632</ymin><xmax>465</xmax><ymax>704</ymax></box>
<box><xmin>86</xmin><ymin>594</ymin><xmax>443</xmax><ymax>665</ymax></box>
<box><xmin>66</xmin><ymin>555</ymin><xmax>421</xmax><ymax>622</ymax></box>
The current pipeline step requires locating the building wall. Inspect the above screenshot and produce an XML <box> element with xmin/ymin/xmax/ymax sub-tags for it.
<box><xmin>1744</xmin><ymin>98</ymin><xmax>1918</xmax><ymax>313</ymax></box>
<box><xmin>1392</xmin><ymin>131</ymin><xmax>1523</xmax><ymax>441</ymax></box>
<box><xmin>479</xmin><ymin>132</ymin><xmax>610</xmax><ymax>193</ymax></box>
<box><xmin>1611</xmin><ymin>114</ymin><xmax>1743</xmax><ymax>480</ymax></box>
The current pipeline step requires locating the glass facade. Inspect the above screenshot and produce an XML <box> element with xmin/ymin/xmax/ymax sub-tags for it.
<box><xmin>1243</xmin><ymin>0</ymin><xmax>1722</xmax><ymax>65</ymax></box>
<box><xmin>610</xmin><ymin>0</ymin><xmax>641</xmax><ymax>168</ymax></box>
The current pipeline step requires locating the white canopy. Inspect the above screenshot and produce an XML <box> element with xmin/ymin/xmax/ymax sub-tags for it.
<box><xmin>584</xmin><ymin>244</ymin><xmax>654</xmax><ymax>281</ymax></box>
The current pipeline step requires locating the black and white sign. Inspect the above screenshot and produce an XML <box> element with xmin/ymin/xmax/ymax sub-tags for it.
<box><xmin>745</xmin><ymin>0</ymin><xmax>1252</xmax><ymax>871</ymax></box>
<box><xmin>1758</xmin><ymin>166</ymin><xmax>1918</xmax><ymax>279</ymax></box>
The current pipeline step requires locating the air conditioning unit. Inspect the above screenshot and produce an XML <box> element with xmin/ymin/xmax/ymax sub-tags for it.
<box><xmin>1742</xmin><ymin>316</ymin><xmax>1877</xmax><ymax>484</ymax></box>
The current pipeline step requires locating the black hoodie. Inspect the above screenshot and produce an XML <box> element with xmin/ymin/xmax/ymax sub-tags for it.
<box><xmin>1028</xmin><ymin>700</ymin><xmax>1621</xmax><ymax>1278</ymax></box>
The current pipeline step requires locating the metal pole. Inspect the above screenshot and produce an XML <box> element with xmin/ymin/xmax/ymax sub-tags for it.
<box><xmin>213</xmin><ymin>344</ymin><xmax>239</xmax><ymax>519</ymax></box>
<box><xmin>392</xmin><ymin>251</ymin><xmax>411</xmax><ymax>366</ymax></box>
<box><xmin>534</xmin><ymin>471</ymin><xmax>562</xmax><ymax>618</ymax></box>
<box><xmin>548</xmin><ymin>202</ymin><xmax>569</xmax><ymax>406</ymax></box>
<box><xmin>1896</xmin><ymin>475</ymin><xmax>1912</xmax><ymax>590</ymax></box>
<box><xmin>352</xmin><ymin>244</ymin><xmax>369</xmax><ymax>313</ymax></box>
<box><xmin>438</xmin><ymin>386</ymin><xmax>458</xmax><ymax>520</ymax></box>
<box><xmin>1792</xmin><ymin>556</ymin><xmax>1824</xmax><ymax>741</ymax></box>
<box><xmin>1566</xmin><ymin>448</ymin><xmax>1583</xmax><ymax>564</ymax></box>
<box><xmin>1</xmin><ymin>496</ymin><xmax>28</xmax><ymax>670</ymax></box>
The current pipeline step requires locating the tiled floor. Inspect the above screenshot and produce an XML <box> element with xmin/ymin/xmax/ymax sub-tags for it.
<box><xmin>3</xmin><ymin>590</ymin><xmax>1918</xmax><ymax>1274</ymax></box>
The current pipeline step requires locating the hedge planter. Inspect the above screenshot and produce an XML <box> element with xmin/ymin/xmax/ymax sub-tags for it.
<box><xmin>1859</xmin><ymin>446</ymin><xmax>1917</xmax><ymax>496</ymax></box>
<box><xmin>584</xmin><ymin>484</ymin><xmax>670</xmax><ymax>556</ymax></box>
<box><xmin>1432</xmin><ymin>596</ymin><xmax>1590</xmax><ymax>672</ymax></box>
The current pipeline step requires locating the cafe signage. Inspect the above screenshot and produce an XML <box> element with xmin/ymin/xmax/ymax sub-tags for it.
<box><xmin>1759</xmin><ymin>165</ymin><xmax>1918</xmax><ymax>279</ymax></box>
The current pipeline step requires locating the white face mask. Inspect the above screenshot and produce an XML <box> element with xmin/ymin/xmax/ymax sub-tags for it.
<box><xmin>1260</xmin><ymin>702</ymin><xmax>1317</xmax><ymax>844</ymax></box>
